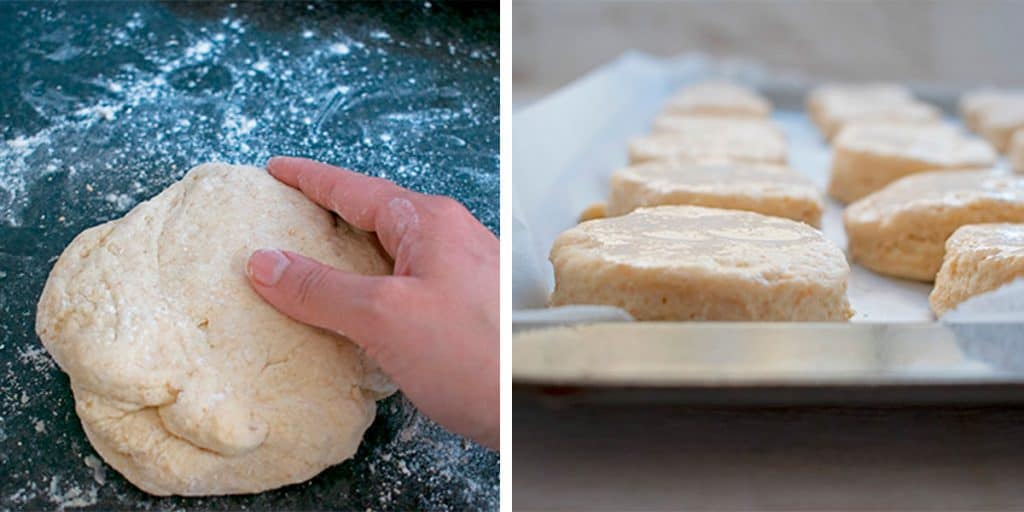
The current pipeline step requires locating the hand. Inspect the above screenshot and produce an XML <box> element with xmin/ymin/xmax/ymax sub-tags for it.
<box><xmin>246</xmin><ymin>156</ymin><xmax>499</xmax><ymax>450</ymax></box>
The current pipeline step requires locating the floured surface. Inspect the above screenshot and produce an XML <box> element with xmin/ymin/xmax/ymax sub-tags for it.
<box><xmin>1</xmin><ymin>2</ymin><xmax>497</xmax><ymax>510</ymax></box>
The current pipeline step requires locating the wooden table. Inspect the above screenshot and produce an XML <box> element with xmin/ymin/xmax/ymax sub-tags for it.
<box><xmin>513</xmin><ymin>393</ymin><xmax>1024</xmax><ymax>510</ymax></box>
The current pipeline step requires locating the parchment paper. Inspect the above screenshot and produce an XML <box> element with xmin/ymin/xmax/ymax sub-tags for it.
<box><xmin>511</xmin><ymin>52</ymin><xmax>1023</xmax><ymax>327</ymax></box>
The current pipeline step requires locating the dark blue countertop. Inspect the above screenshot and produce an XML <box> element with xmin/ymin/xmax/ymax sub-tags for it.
<box><xmin>0</xmin><ymin>1</ymin><xmax>498</xmax><ymax>509</ymax></box>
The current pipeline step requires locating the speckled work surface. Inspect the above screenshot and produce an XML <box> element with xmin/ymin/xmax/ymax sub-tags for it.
<box><xmin>0</xmin><ymin>1</ymin><xmax>498</xmax><ymax>509</ymax></box>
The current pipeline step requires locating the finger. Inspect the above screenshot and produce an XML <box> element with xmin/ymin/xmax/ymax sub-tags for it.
<box><xmin>266</xmin><ymin>156</ymin><xmax>412</xmax><ymax>232</ymax></box>
<box><xmin>245</xmin><ymin>248</ymin><xmax>412</xmax><ymax>345</ymax></box>
<box><xmin>266</xmin><ymin>156</ymin><xmax>487</xmax><ymax>277</ymax></box>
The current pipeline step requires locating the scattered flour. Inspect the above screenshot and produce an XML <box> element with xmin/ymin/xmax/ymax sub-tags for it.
<box><xmin>184</xmin><ymin>39</ymin><xmax>213</xmax><ymax>59</ymax></box>
<box><xmin>2</xmin><ymin>4</ymin><xmax>497</xmax><ymax>509</ymax></box>
<box><xmin>329</xmin><ymin>42</ymin><xmax>351</xmax><ymax>55</ymax></box>
<box><xmin>48</xmin><ymin>476</ymin><xmax>98</xmax><ymax>509</ymax></box>
<box><xmin>83</xmin><ymin>455</ymin><xmax>107</xmax><ymax>486</ymax></box>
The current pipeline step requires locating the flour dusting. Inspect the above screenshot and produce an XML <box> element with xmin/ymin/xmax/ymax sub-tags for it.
<box><xmin>1</xmin><ymin>1</ymin><xmax>497</xmax><ymax>510</ymax></box>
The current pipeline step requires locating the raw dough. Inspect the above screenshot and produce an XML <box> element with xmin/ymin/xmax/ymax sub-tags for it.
<box><xmin>930</xmin><ymin>224</ymin><xmax>1024</xmax><ymax>316</ymax></box>
<box><xmin>658</xmin><ymin>80</ymin><xmax>771</xmax><ymax>119</ymax></box>
<box><xmin>827</xmin><ymin>123</ymin><xmax>996</xmax><ymax>204</ymax></box>
<box><xmin>607</xmin><ymin>161</ymin><xmax>823</xmax><ymax>226</ymax></box>
<box><xmin>806</xmin><ymin>83</ymin><xmax>941</xmax><ymax>141</ymax></box>
<box><xmin>629</xmin><ymin>117</ymin><xmax>787</xmax><ymax>165</ymax></box>
<box><xmin>548</xmin><ymin>206</ymin><xmax>852</xmax><ymax>321</ymax></box>
<box><xmin>36</xmin><ymin>163</ymin><xmax>395</xmax><ymax>496</ymax></box>
<box><xmin>844</xmin><ymin>169</ymin><xmax>1024</xmax><ymax>281</ymax></box>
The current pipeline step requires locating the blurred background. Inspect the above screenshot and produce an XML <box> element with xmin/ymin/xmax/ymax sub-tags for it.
<box><xmin>509</xmin><ymin>0</ymin><xmax>1024</xmax><ymax>107</ymax></box>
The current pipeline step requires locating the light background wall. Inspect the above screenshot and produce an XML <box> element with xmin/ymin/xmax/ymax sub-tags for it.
<box><xmin>509</xmin><ymin>0</ymin><xmax>1024</xmax><ymax>107</ymax></box>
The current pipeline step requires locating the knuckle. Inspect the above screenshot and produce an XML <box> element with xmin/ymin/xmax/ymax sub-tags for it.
<box><xmin>294</xmin><ymin>265</ymin><xmax>331</xmax><ymax>307</ymax></box>
<box><xmin>430</xmin><ymin>195</ymin><xmax>468</xmax><ymax>218</ymax></box>
<box><xmin>364</xmin><ymin>279</ymin><xmax>407</xmax><ymax>318</ymax></box>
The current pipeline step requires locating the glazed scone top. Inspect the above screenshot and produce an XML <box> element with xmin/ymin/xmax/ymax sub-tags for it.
<box><xmin>946</xmin><ymin>224</ymin><xmax>1024</xmax><ymax>258</ymax></box>
<box><xmin>845</xmin><ymin>170</ymin><xmax>1024</xmax><ymax>223</ymax></box>
<box><xmin>554</xmin><ymin>206</ymin><xmax>848</xmax><ymax>279</ymax></box>
<box><xmin>662</xmin><ymin>80</ymin><xmax>771</xmax><ymax>117</ymax></box>
<box><xmin>834</xmin><ymin>123</ymin><xmax>997</xmax><ymax>166</ymax></box>
<box><xmin>612</xmin><ymin>162</ymin><xmax>818</xmax><ymax>199</ymax></box>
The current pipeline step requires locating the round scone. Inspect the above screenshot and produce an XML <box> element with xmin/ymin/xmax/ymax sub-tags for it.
<box><xmin>36</xmin><ymin>163</ymin><xmax>394</xmax><ymax>496</ymax></box>
<box><xmin>630</xmin><ymin>117</ymin><xmax>787</xmax><ymax>165</ymax></box>
<box><xmin>827</xmin><ymin>123</ymin><xmax>996</xmax><ymax>204</ymax></box>
<box><xmin>844</xmin><ymin>170</ymin><xmax>1024</xmax><ymax>282</ymax></box>
<box><xmin>807</xmin><ymin>83</ymin><xmax>912</xmax><ymax>132</ymax></box>
<box><xmin>659</xmin><ymin>80</ymin><xmax>771</xmax><ymax>118</ymax></box>
<box><xmin>976</xmin><ymin>98</ymin><xmax>1024</xmax><ymax>152</ymax></box>
<box><xmin>959</xmin><ymin>88</ymin><xmax>1024</xmax><ymax>134</ymax></box>
<box><xmin>806</xmin><ymin>83</ymin><xmax>940</xmax><ymax>141</ymax></box>
<box><xmin>607</xmin><ymin>162</ymin><xmax>823</xmax><ymax>226</ymax></box>
<box><xmin>929</xmin><ymin>224</ymin><xmax>1024</xmax><ymax>316</ymax></box>
<box><xmin>548</xmin><ymin>206</ymin><xmax>852</xmax><ymax>321</ymax></box>
<box><xmin>1011</xmin><ymin>129</ymin><xmax>1024</xmax><ymax>173</ymax></box>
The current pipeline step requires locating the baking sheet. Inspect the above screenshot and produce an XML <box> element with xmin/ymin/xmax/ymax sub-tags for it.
<box><xmin>511</xmin><ymin>52</ymin><xmax>1022</xmax><ymax>325</ymax></box>
<box><xmin>511</xmin><ymin>52</ymin><xmax>1024</xmax><ymax>393</ymax></box>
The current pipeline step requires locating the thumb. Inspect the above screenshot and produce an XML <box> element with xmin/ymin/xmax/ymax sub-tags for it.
<box><xmin>245</xmin><ymin>249</ymin><xmax>402</xmax><ymax>346</ymax></box>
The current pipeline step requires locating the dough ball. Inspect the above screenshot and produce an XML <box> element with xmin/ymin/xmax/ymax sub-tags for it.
<box><xmin>844</xmin><ymin>169</ymin><xmax>1024</xmax><ymax>282</ymax></box>
<box><xmin>548</xmin><ymin>205</ymin><xmax>852</xmax><ymax>321</ymax></box>
<box><xmin>629</xmin><ymin>117</ymin><xmax>787</xmax><ymax>165</ymax></box>
<box><xmin>827</xmin><ymin>122</ymin><xmax>996</xmax><ymax>204</ymax></box>
<box><xmin>607</xmin><ymin>161</ymin><xmax>823</xmax><ymax>227</ymax></box>
<box><xmin>36</xmin><ymin>163</ymin><xmax>395</xmax><ymax>495</ymax></box>
<box><xmin>930</xmin><ymin>224</ymin><xmax>1024</xmax><ymax>316</ymax></box>
<box><xmin>658</xmin><ymin>80</ymin><xmax>771</xmax><ymax>119</ymax></box>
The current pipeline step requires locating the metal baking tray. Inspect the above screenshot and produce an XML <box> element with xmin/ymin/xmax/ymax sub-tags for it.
<box><xmin>510</xmin><ymin>53</ymin><xmax>1024</xmax><ymax>403</ymax></box>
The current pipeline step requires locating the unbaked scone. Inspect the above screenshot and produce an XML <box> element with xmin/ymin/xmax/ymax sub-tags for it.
<box><xmin>1011</xmin><ymin>129</ymin><xmax>1024</xmax><ymax>173</ymax></box>
<box><xmin>630</xmin><ymin>117</ymin><xmax>787</xmax><ymax>165</ymax></box>
<box><xmin>844</xmin><ymin>170</ymin><xmax>1024</xmax><ymax>281</ymax></box>
<box><xmin>36</xmin><ymin>163</ymin><xmax>394</xmax><ymax>495</ymax></box>
<box><xmin>548</xmin><ymin>206</ymin><xmax>852</xmax><ymax>321</ymax></box>
<box><xmin>659</xmin><ymin>80</ymin><xmax>771</xmax><ymax>118</ymax></box>
<box><xmin>607</xmin><ymin>162</ymin><xmax>823</xmax><ymax>226</ymax></box>
<box><xmin>807</xmin><ymin>83</ymin><xmax>941</xmax><ymax>141</ymax></box>
<box><xmin>959</xmin><ymin>88</ymin><xmax>1024</xmax><ymax>134</ymax></box>
<box><xmin>808</xmin><ymin>83</ymin><xmax>912</xmax><ymax>125</ymax></box>
<box><xmin>929</xmin><ymin>224</ymin><xmax>1024</xmax><ymax>316</ymax></box>
<box><xmin>827</xmin><ymin>123</ymin><xmax>997</xmax><ymax>204</ymax></box>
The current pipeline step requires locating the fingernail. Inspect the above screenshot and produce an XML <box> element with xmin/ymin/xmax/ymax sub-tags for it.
<box><xmin>248</xmin><ymin>249</ymin><xmax>290</xmax><ymax>286</ymax></box>
<box><xmin>265</xmin><ymin>157</ymin><xmax>281</xmax><ymax>174</ymax></box>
